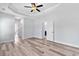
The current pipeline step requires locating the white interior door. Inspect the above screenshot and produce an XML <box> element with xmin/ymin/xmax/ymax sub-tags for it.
<box><xmin>42</xmin><ymin>21</ymin><xmax>54</xmax><ymax>41</ymax></box>
<box><xmin>46</xmin><ymin>21</ymin><xmax>54</xmax><ymax>41</ymax></box>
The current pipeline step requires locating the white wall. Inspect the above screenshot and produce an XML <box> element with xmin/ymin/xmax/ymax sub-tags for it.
<box><xmin>0</xmin><ymin>12</ymin><xmax>15</xmax><ymax>43</ymax></box>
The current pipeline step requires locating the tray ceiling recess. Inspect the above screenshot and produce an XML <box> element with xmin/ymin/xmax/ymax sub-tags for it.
<box><xmin>0</xmin><ymin>3</ymin><xmax>61</xmax><ymax>17</ymax></box>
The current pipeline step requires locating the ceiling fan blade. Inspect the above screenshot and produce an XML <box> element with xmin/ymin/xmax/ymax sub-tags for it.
<box><xmin>31</xmin><ymin>10</ymin><xmax>33</xmax><ymax>12</ymax></box>
<box><xmin>36</xmin><ymin>9</ymin><xmax>40</xmax><ymax>12</ymax></box>
<box><xmin>37</xmin><ymin>5</ymin><xmax>43</xmax><ymax>7</ymax></box>
<box><xmin>24</xmin><ymin>6</ymin><xmax>32</xmax><ymax>8</ymax></box>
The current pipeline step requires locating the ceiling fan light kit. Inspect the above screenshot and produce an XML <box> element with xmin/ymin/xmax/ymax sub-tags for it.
<box><xmin>24</xmin><ymin>3</ymin><xmax>43</xmax><ymax>12</ymax></box>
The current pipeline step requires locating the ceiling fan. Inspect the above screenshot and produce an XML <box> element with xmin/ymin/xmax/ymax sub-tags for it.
<box><xmin>24</xmin><ymin>3</ymin><xmax>43</xmax><ymax>12</ymax></box>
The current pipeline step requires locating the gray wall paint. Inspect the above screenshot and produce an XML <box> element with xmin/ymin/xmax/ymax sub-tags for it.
<box><xmin>53</xmin><ymin>4</ymin><xmax>79</xmax><ymax>47</ymax></box>
<box><xmin>0</xmin><ymin>13</ymin><xmax>15</xmax><ymax>43</ymax></box>
<box><xmin>24</xmin><ymin>18</ymin><xmax>34</xmax><ymax>38</ymax></box>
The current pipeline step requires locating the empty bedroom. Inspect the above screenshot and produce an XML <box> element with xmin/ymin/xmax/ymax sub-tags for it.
<box><xmin>0</xmin><ymin>3</ymin><xmax>79</xmax><ymax>56</ymax></box>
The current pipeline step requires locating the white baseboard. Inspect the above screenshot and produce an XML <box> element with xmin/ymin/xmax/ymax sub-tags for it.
<box><xmin>54</xmin><ymin>40</ymin><xmax>79</xmax><ymax>48</ymax></box>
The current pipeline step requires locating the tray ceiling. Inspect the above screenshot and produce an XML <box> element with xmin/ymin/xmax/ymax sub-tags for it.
<box><xmin>0</xmin><ymin>3</ymin><xmax>61</xmax><ymax>17</ymax></box>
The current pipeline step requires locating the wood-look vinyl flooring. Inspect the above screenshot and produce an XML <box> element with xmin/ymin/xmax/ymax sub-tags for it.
<box><xmin>0</xmin><ymin>38</ymin><xmax>79</xmax><ymax>56</ymax></box>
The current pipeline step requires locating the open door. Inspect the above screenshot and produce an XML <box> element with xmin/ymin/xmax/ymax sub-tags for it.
<box><xmin>42</xmin><ymin>20</ymin><xmax>54</xmax><ymax>42</ymax></box>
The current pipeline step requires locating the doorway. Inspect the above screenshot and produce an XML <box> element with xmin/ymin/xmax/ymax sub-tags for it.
<box><xmin>42</xmin><ymin>21</ymin><xmax>54</xmax><ymax>42</ymax></box>
<box><xmin>15</xmin><ymin>18</ymin><xmax>24</xmax><ymax>43</ymax></box>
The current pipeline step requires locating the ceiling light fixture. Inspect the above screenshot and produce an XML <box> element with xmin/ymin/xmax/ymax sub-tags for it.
<box><xmin>24</xmin><ymin>3</ymin><xmax>43</xmax><ymax>12</ymax></box>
